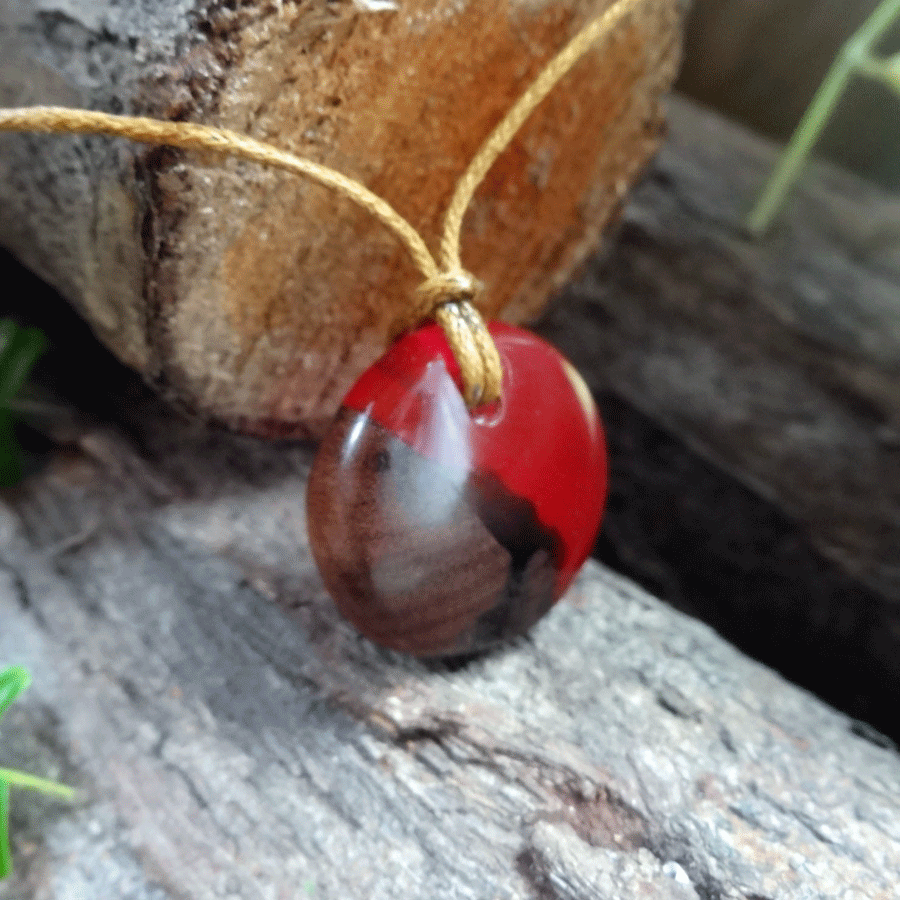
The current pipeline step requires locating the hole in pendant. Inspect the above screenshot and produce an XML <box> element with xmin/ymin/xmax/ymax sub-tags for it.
<box><xmin>471</xmin><ymin>397</ymin><xmax>504</xmax><ymax>427</ymax></box>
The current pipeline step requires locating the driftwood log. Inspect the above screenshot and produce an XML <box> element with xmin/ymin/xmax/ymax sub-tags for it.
<box><xmin>2</xmin><ymin>36</ymin><xmax>900</xmax><ymax>897</ymax></box>
<box><xmin>1</xmin><ymin>378</ymin><xmax>899</xmax><ymax>900</ymax></box>
<box><xmin>1</xmin><ymin>95</ymin><xmax>900</xmax><ymax>898</ymax></box>
<box><xmin>0</xmin><ymin>0</ymin><xmax>684</xmax><ymax>438</ymax></box>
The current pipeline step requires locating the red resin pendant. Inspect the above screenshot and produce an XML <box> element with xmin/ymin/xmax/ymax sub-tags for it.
<box><xmin>307</xmin><ymin>322</ymin><xmax>607</xmax><ymax>657</ymax></box>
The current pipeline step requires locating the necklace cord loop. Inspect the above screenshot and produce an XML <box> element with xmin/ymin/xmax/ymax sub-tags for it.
<box><xmin>0</xmin><ymin>0</ymin><xmax>642</xmax><ymax>409</ymax></box>
<box><xmin>405</xmin><ymin>268</ymin><xmax>481</xmax><ymax>330</ymax></box>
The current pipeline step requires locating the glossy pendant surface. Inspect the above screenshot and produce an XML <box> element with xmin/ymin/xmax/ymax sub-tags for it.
<box><xmin>307</xmin><ymin>322</ymin><xmax>607</xmax><ymax>657</ymax></box>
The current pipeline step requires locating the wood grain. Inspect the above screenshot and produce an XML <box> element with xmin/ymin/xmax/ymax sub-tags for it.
<box><xmin>0</xmin><ymin>340</ymin><xmax>898</xmax><ymax>900</ymax></box>
<box><xmin>1</xmin><ymin>94</ymin><xmax>900</xmax><ymax>898</ymax></box>
<box><xmin>537</xmin><ymin>95</ymin><xmax>900</xmax><ymax>738</ymax></box>
<box><xmin>0</xmin><ymin>0</ymin><xmax>685</xmax><ymax>437</ymax></box>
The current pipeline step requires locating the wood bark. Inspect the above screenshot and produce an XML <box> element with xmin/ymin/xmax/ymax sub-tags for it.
<box><xmin>1</xmin><ymin>384</ymin><xmax>898</xmax><ymax>900</ymax></box>
<box><xmin>0</xmin><ymin>0</ymin><xmax>684</xmax><ymax>437</ymax></box>
<box><xmin>2</xmin><ymin>94</ymin><xmax>900</xmax><ymax>898</ymax></box>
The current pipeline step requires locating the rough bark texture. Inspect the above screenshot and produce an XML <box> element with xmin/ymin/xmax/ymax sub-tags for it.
<box><xmin>1</xmin><ymin>384</ymin><xmax>899</xmax><ymax>900</ymax></box>
<box><xmin>0</xmin><ymin>0</ymin><xmax>684</xmax><ymax>438</ymax></box>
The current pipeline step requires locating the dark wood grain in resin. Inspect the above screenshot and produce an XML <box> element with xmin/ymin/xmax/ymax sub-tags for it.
<box><xmin>308</xmin><ymin>409</ymin><xmax>562</xmax><ymax>657</ymax></box>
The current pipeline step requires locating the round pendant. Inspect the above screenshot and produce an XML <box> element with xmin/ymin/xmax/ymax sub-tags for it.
<box><xmin>307</xmin><ymin>322</ymin><xmax>607</xmax><ymax>657</ymax></box>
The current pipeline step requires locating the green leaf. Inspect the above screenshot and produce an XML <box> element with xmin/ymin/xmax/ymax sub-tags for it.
<box><xmin>0</xmin><ymin>667</ymin><xmax>30</xmax><ymax>723</ymax></box>
<box><xmin>0</xmin><ymin>780</ymin><xmax>11</xmax><ymax>880</ymax></box>
<box><xmin>0</xmin><ymin>320</ymin><xmax>47</xmax><ymax>404</ymax></box>
<box><xmin>0</xmin><ymin>411</ymin><xmax>23</xmax><ymax>488</ymax></box>
<box><xmin>0</xmin><ymin>320</ymin><xmax>48</xmax><ymax>488</ymax></box>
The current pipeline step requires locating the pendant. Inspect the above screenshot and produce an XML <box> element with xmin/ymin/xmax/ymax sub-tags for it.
<box><xmin>307</xmin><ymin>322</ymin><xmax>607</xmax><ymax>657</ymax></box>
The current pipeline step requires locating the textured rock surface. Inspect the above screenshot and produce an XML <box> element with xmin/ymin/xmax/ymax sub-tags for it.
<box><xmin>1</xmin><ymin>382</ymin><xmax>898</xmax><ymax>899</ymax></box>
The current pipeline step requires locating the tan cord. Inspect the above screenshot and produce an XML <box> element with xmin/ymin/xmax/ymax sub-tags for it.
<box><xmin>438</xmin><ymin>0</ymin><xmax>642</xmax><ymax>275</ymax></box>
<box><xmin>0</xmin><ymin>107</ymin><xmax>440</xmax><ymax>284</ymax></box>
<box><xmin>0</xmin><ymin>0</ymin><xmax>642</xmax><ymax>408</ymax></box>
<box><xmin>433</xmin><ymin>303</ymin><xmax>492</xmax><ymax>408</ymax></box>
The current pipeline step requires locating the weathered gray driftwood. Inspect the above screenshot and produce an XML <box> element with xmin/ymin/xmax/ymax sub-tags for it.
<box><xmin>537</xmin><ymin>95</ymin><xmax>900</xmax><ymax>705</ymax></box>
<box><xmin>1</xmin><ymin>350</ymin><xmax>899</xmax><ymax>900</ymax></box>
<box><xmin>3</xmin><ymin>86</ymin><xmax>900</xmax><ymax>897</ymax></box>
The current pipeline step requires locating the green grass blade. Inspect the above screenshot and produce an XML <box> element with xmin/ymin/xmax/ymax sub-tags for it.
<box><xmin>0</xmin><ymin>769</ymin><xmax>74</xmax><ymax>801</ymax></box>
<box><xmin>0</xmin><ymin>667</ymin><xmax>31</xmax><ymax>722</ymax></box>
<box><xmin>0</xmin><ymin>320</ymin><xmax>48</xmax><ymax>487</ymax></box>
<box><xmin>1</xmin><ymin>668</ymin><xmax>75</xmax><ymax>882</ymax></box>
<box><xmin>0</xmin><ymin>780</ymin><xmax>11</xmax><ymax>880</ymax></box>
<box><xmin>0</xmin><ymin>666</ymin><xmax>32</xmax><ymax>879</ymax></box>
<box><xmin>0</xmin><ymin>321</ymin><xmax>47</xmax><ymax>404</ymax></box>
<box><xmin>747</xmin><ymin>0</ymin><xmax>900</xmax><ymax>233</ymax></box>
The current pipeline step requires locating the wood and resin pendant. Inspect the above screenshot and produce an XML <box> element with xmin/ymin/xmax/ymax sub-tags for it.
<box><xmin>307</xmin><ymin>322</ymin><xmax>607</xmax><ymax>657</ymax></box>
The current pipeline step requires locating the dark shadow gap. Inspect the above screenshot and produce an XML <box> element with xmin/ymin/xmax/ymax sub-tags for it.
<box><xmin>593</xmin><ymin>390</ymin><xmax>898</xmax><ymax>745</ymax></box>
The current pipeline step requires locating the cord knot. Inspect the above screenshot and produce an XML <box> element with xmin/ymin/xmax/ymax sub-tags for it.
<box><xmin>411</xmin><ymin>268</ymin><xmax>481</xmax><ymax>323</ymax></box>
<box><xmin>391</xmin><ymin>269</ymin><xmax>502</xmax><ymax>410</ymax></box>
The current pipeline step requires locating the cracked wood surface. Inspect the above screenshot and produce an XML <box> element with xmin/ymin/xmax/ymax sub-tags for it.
<box><xmin>1</xmin><ymin>386</ymin><xmax>899</xmax><ymax>900</ymax></box>
<box><xmin>0</xmin><ymin>0</ymin><xmax>684</xmax><ymax>438</ymax></box>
